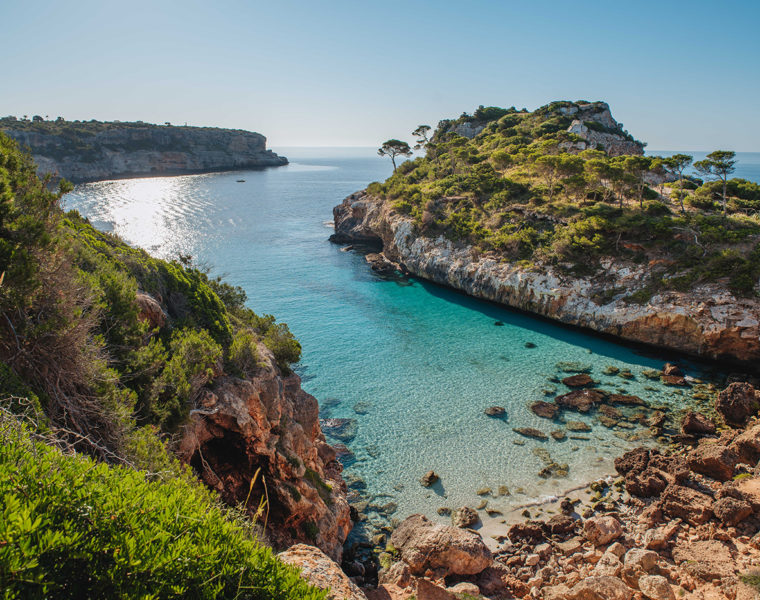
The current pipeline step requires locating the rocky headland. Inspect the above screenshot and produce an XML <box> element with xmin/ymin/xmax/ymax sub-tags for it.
<box><xmin>331</xmin><ymin>189</ymin><xmax>760</xmax><ymax>365</ymax></box>
<box><xmin>1</xmin><ymin>118</ymin><xmax>287</xmax><ymax>182</ymax></box>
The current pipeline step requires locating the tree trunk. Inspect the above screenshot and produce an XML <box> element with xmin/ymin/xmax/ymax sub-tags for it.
<box><xmin>391</xmin><ymin>156</ymin><xmax>397</xmax><ymax>172</ymax></box>
<box><xmin>722</xmin><ymin>176</ymin><xmax>727</xmax><ymax>215</ymax></box>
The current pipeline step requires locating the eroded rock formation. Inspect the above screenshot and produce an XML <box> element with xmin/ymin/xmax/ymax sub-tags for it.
<box><xmin>178</xmin><ymin>341</ymin><xmax>351</xmax><ymax>561</ymax></box>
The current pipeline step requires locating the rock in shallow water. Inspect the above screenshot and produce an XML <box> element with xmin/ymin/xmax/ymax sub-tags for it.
<box><xmin>513</xmin><ymin>427</ymin><xmax>548</xmax><ymax>440</ymax></box>
<box><xmin>420</xmin><ymin>470</ymin><xmax>439</xmax><ymax>487</ymax></box>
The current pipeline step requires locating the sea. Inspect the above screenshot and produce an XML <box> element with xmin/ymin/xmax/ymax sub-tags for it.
<box><xmin>63</xmin><ymin>148</ymin><xmax>759</xmax><ymax>525</ymax></box>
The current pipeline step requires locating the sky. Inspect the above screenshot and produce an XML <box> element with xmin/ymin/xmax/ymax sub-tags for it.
<box><xmin>1</xmin><ymin>0</ymin><xmax>758</xmax><ymax>150</ymax></box>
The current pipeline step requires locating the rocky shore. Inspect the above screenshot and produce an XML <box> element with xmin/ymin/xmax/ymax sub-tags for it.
<box><xmin>283</xmin><ymin>380</ymin><xmax>760</xmax><ymax>600</ymax></box>
<box><xmin>330</xmin><ymin>191</ymin><xmax>760</xmax><ymax>366</ymax></box>
<box><xmin>3</xmin><ymin>123</ymin><xmax>287</xmax><ymax>182</ymax></box>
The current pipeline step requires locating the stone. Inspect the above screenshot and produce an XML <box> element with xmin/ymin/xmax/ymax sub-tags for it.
<box><xmin>713</xmin><ymin>496</ymin><xmax>753</xmax><ymax>526</ymax></box>
<box><xmin>525</xmin><ymin>342</ymin><xmax>537</xmax><ymax>348</ymax></box>
<box><xmin>507</xmin><ymin>521</ymin><xmax>546</xmax><ymax>543</ymax></box>
<box><xmin>389</xmin><ymin>514</ymin><xmax>492</xmax><ymax>576</ymax></box>
<box><xmin>379</xmin><ymin>560</ymin><xmax>412</xmax><ymax>587</ymax></box>
<box><xmin>365</xmin><ymin>252</ymin><xmax>396</xmax><ymax>275</ymax></box>
<box><xmin>415</xmin><ymin>578</ymin><xmax>455</xmax><ymax>600</ymax></box>
<box><xmin>530</xmin><ymin>400</ymin><xmax>559</xmax><ymax>419</ymax></box>
<box><xmin>567</xmin><ymin>575</ymin><xmax>633</xmax><ymax>600</ymax></box>
<box><xmin>556</xmin><ymin>389</ymin><xmax>606</xmax><ymax>412</ymax></box>
<box><xmin>583</xmin><ymin>516</ymin><xmax>623</xmax><ymax>546</ymax></box>
<box><xmin>623</xmin><ymin>548</ymin><xmax>659</xmax><ymax>574</ymax></box>
<box><xmin>551</xmin><ymin>429</ymin><xmax>567</xmax><ymax>441</ymax></box>
<box><xmin>563</xmin><ymin>374</ymin><xmax>595</xmax><ymax>388</ymax></box>
<box><xmin>451</xmin><ymin>506</ymin><xmax>479</xmax><ymax>528</ymax></box>
<box><xmin>716</xmin><ymin>382</ymin><xmax>759</xmax><ymax>424</ymax></box>
<box><xmin>661</xmin><ymin>375</ymin><xmax>688</xmax><ymax>386</ymax></box>
<box><xmin>525</xmin><ymin>553</ymin><xmax>540</xmax><ymax>566</ymax></box>
<box><xmin>566</xmin><ymin>421</ymin><xmax>592</xmax><ymax>432</ymax></box>
<box><xmin>731</xmin><ymin>423</ymin><xmax>760</xmax><ymax>463</ymax></box>
<box><xmin>672</xmin><ymin>539</ymin><xmax>736</xmax><ymax>581</ymax></box>
<box><xmin>660</xmin><ymin>484</ymin><xmax>713</xmax><ymax>526</ymax></box>
<box><xmin>681</xmin><ymin>411</ymin><xmax>716</xmax><ymax>436</ymax></box>
<box><xmin>420</xmin><ymin>471</ymin><xmax>439</xmax><ymax>487</ymax></box>
<box><xmin>638</xmin><ymin>575</ymin><xmax>675</xmax><ymax>600</ymax></box>
<box><xmin>606</xmin><ymin>394</ymin><xmax>646</xmax><ymax>406</ymax></box>
<box><xmin>688</xmin><ymin>442</ymin><xmax>740</xmax><ymax>481</ymax></box>
<box><xmin>513</xmin><ymin>427</ymin><xmax>548</xmax><ymax>440</ymax></box>
<box><xmin>446</xmin><ymin>582</ymin><xmax>480</xmax><ymax>596</ymax></box>
<box><xmin>278</xmin><ymin>544</ymin><xmax>366</xmax><ymax>600</ymax></box>
<box><xmin>593</xmin><ymin>552</ymin><xmax>622</xmax><ymax>577</ymax></box>
<box><xmin>485</xmin><ymin>406</ymin><xmax>506</xmax><ymax>417</ymax></box>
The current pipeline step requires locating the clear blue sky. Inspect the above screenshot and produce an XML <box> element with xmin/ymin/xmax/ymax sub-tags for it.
<box><xmin>1</xmin><ymin>0</ymin><xmax>758</xmax><ymax>150</ymax></box>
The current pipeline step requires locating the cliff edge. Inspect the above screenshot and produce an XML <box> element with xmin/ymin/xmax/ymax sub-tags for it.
<box><xmin>1</xmin><ymin>118</ymin><xmax>287</xmax><ymax>182</ymax></box>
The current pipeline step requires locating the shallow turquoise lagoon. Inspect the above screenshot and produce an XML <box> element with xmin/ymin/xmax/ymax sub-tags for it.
<box><xmin>65</xmin><ymin>148</ymin><xmax>722</xmax><ymax>521</ymax></box>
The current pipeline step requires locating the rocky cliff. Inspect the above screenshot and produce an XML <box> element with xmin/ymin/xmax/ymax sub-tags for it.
<box><xmin>2</xmin><ymin>121</ymin><xmax>287</xmax><ymax>182</ymax></box>
<box><xmin>177</xmin><ymin>339</ymin><xmax>351</xmax><ymax>561</ymax></box>
<box><xmin>331</xmin><ymin>191</ymin><xmax>760</xmax><ymax>366</ymax></box>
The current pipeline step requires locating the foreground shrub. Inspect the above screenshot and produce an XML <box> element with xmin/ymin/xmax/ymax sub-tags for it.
<box><xmin>0</xmin><ymin>416</ymin><xmax>326</xmax><ymax>600</ymax></box>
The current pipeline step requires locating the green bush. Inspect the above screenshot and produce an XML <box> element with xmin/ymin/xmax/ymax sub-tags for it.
<box><xmin>0</xmin><ymin>419</ymin><xmax>325</xmax><ymax>600</ymax></box>
<box><xmin>229</xmin><ymin>329</ymin><xmax>260</xmax><ymax>377</ymax></box>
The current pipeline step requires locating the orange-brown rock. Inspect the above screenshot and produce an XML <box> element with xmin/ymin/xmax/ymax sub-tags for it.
<box><xmin>135</xmin><ymin>292</ymin><xmax>166</xmax><ymax>329</ymax></box>
<box><xmin>278</xmin><ymin>544</ymin><xmax>367</xmax><ymax>600</ymax></box>
<box><xmin>179</xmin><ymin>342</ymin><xmax>351</xmax><ymax>561</ymax></box>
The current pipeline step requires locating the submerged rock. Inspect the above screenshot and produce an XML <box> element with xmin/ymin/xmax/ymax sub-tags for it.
<box><xmin>451</xmin><ymin>506</ymin><xmax>479</xmax><ymax>528</ymax></box>
<box><xmin>563</xmin><ymin>374</ymin><xmax>595</xmax><ymax>388</ymax></box>
<box><xmin>531</xmin><ymin>400</ymin><xmax>559</xmax><ymax>419</ymax></box>
<box><xmin>513</xmin><ymin>427</ymin><xmax>549</xmax><ymax>440</ymax></box>
<box><xmin>484</xmin><ymin>406</ymin><xmax>506</xmax><ymax>417</ymax></box>
<box><xmin>556</xmin><ymin>389</ymin><xmax>605</xmax><ymax>412</ymax></box>
<box><xmin>420</xmin><ymin>470</ymin><xmax>439</xmax><ymax>487</ymax></box>
<box><xmin>320</xmin><ymin>418</ymin><xmax>358</xmax><ymax>442</ymax></box>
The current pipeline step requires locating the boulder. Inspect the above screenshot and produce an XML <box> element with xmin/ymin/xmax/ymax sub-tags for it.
<box><xmin>563</xmin><ymin>374</ymin><xmax>595</xmax><ymax>388</ymax></box>
<box><xmin>389</xmin><ymin>514</ymin><xmax>492</xmax><ymax>576</ymax></box>
<box><xmin>567</xmin><ymin>575</ymin><xmax>633</xmax><ymax>600</ymax></box>
<box><xmin>547</xmin><ymin>514</ymin><xmax>577</xmax><ymax>536</ymax></box>
<box><xmin>378</xmin><ymin>560</ymin><xmax>412</xmax><ymax>587</ymax></box>
<box><xmin>662</xmin><ymin>363</ymin><xmax>683</xmax><ymax>377</ymax></box>
<box><xmin>681</xmin><ymin>411</ymin><xmax>716</xmax><ymax>436</ymax></box>
<box><xmin>638</xmin><ymin>574</ymin><xmax>675</xmax><ymax>600</ymax></box>
<box><xmin>135</xmin><ymin>292</ymin><xmax>166</xmax><ymax>329</ymax></box>
<box><xmin>583</xmin><ymin>516</ymin><xmax>623</xmax><ymax>546</ymax></box>
<box><xmin>530</xmin><ymin>400</ymin><xmax>559</xmax><ymax>419</ymax></box>
<box><xmin>447</xmin><ymin>582</ymin><xmax>480</xmax><ymax>596</ymax></box>
<box><xmin>716</xmin><ymin>382</ymin><xmax>759</xmax><ymax>424</ymax></box>
<box><xmin>672</xmin><ymin>539</ymin><xmax>736</xmax><ymax>581</ymax></box>
<box><xmin>415</xmin><ymin>579</ymin><xmax>455</xmax><ymax>600</ymax></box>
<box><xmin>451</xmin><ymin>506</ymin><xmax>479</xmax><ymax>528</ymax></box>
<box><xmin>688</xmin><ymin>442</ymin><xmax>740</xmax><ymax>481</ymax></box>
<box><xmin>507</xmin><ymin>521</ymin><xmax>546</xmax><ymax>543</ymax></box>
<box><xmin>566</xmin><ymin>421</ymin><xmax>592</xmax><ymax>432</ymax></box>
<box><xmin>713</xmin><ymin>496</ymin><xmax>753</xmax><ymax>526</ymax></box>
<box><xmin>623</xmin><ymin>548</ymin><xmax>659</xmax><ymax>574</ymax></box>
<box><xmin>556</xmin><ymin>389</ymin><xmax>605</xmax><ymax>413</ymax></box>
<box><xmin>278</xmin><ymin>544</ymin><xmax>367</xmax><ymax>600</ymax></box>
<box><xmin>420</xmin><ymin>471</ymin><xmax>439</xmax><ymax>487</ymax></box>
<box><xmin>731</xmin><ymin>423</ymin><xmax>760</xmax><ymax>463</ymax></box>
<box><xmin>660</xmin><ymin>484</ymin><xmax>713</xmax><ymax>525</ymax></box>
<box><xmin>484</xmin><ymin>406</ymin><xmax>506</xmax><ymax>417</ymax></box>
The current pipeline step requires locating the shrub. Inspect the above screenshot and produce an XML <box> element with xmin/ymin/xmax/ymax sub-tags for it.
<box><xmin>0</xmin><ymin>418</ymin><xmax>326</xmax><ymax>600</ymax></box>
<box><xmin>229</xmin><ymin>329</ymin><xmax>260</xmax><ymax>377</ymax></box>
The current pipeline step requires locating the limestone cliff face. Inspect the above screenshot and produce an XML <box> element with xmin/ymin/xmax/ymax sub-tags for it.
<box><xmin>331</xmin><ymin>192</ymin><xmax>760</xmax><ymax>366</ymax></box>
<box><xmin>178</xmin><ymin>341</ymin><xmax>351</xmax><ymax>561</ymax></box>
<box><xmin>4</xmin><ymin>125</ymin><xmax>287</xmax><ymax>183</ymax></box>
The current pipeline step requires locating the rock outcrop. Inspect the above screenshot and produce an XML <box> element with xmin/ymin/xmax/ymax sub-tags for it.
<box><xmin>178</xmin><ymin>340</ymin><xmax>351</xmax><ymax>561</ymax></box>
<box><xmin>331</xmin><ymin>191</ymin><xmax>760</xmax><ymax>365</ymax></box>
<box><xmin>4</xmin><ymin>123</ymin><xmax>287</xmax><ymax>182</ymax></box>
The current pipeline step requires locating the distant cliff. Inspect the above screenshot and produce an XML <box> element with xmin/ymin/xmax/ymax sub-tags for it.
<box><xmin>1</xmin><ymin>117</ymin><xmax>287</xmax><ymax>182</ymax></box>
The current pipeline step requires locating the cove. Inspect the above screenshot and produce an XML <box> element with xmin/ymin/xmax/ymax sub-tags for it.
<box><xmin>64</xmin><ymin>147</ymin><xmax>720</xmax><ymax>526</ymax></box>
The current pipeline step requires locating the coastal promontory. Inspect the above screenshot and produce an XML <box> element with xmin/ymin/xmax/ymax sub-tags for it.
<box><xmin>1</xmin><ymin>116</ymin><xmax>287</xmax><ymax>182</ymax></box>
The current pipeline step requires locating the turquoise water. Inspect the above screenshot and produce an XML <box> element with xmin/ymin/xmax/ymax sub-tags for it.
<box><xmin>64</xmin><ymin>148</ymin><xmax>730</xmax><ymax>523</ymax></box>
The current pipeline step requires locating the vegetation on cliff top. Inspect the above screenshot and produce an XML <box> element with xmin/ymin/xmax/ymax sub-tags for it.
<box><xmin>371</xmin><ymin>100</ymin><xmax>760</xmax><ymax>297</ymax></box>
<box><xmin>0</xmin><ymin>132</ymin><xmax>313</xmax><ymax>598</ymax></box>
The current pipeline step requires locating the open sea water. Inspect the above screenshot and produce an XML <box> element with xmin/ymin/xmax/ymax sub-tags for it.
<box><xmin>64</xmin><ymin>148</ymin><xmax>758</xmax><ymax>523</ymax></box>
